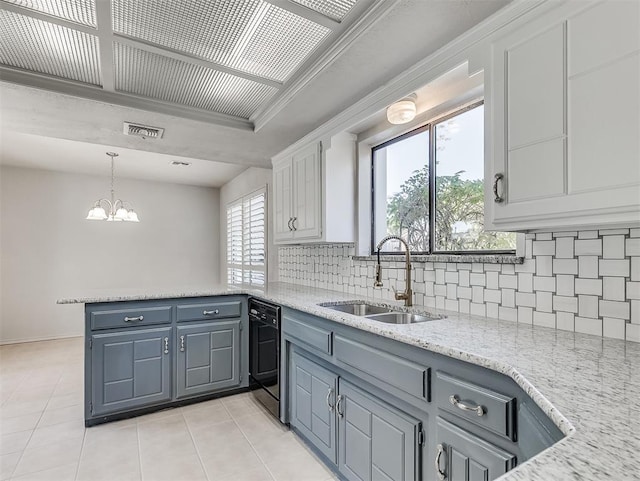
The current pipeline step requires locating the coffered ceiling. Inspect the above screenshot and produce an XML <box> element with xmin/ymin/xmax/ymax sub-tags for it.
<box><xmin>0</xmin><ymin>0</ymin><xmax>510</xmax><ymax>180</ymax></box>
<box><xmin>0</xmin><ymin>0</ymin><xmax>379</xmax><ymax>130</ymax></box>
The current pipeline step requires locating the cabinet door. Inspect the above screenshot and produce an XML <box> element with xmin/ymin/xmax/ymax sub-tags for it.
<box><xmin>176</xmin><ymin>320</ymin><xmax>241</xmax><ymax>399</ymax></box>
<box><xmin>273</xmin><ymin>159</ymin><xmax>294</xmax><ymax>242</ymax></box>
<box><xmin>487</xmin><ymin>1</ymin><xmax>640</xmax><ymax>231</ymax></box>
<box><xmin>435</xmin><ymin>418</ymin><xmax>516</xmax><ymax>481</ymax></box>
<box><xmin>91</xmin><ymin>327</ymin><xmax>172</xmax><ymax>416</ymax></box>
<box><xmin>338</xmin><ymin>380</ymin><xmax>421</xmax><ymax>481</ymax></box>
<box><xmin>291</xmin><ymin>351</ymin><xmax>338</xmax><ymax>464</ymax></box>
<box><xmin>292</xmin><ymin>143</ymin><xmax>322</xmax><ymax>240</ymax></box>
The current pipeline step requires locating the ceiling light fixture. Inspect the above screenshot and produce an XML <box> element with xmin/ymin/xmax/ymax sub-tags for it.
<box><xmin>169</xmin><ymin>160</ymin><xmax>191</xmax><ymax>166</ymax></box>
<box><xmin>86</xmin><ymin>152</ymin><xmax>140</xmax><ymax>222</ymax></box>
<box><xmin>386</xmin><ymin>94</ymin><xmax>417</xmax><ymax>125</ymax></box>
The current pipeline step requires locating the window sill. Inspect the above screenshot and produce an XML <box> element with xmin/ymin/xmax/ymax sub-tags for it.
<box><xmin>351</xmin><ymin>254</ymin><xmax>524</xmax><ymax>264</ymax></box>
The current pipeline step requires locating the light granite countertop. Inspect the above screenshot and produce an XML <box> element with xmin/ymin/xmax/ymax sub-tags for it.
<box><xmin>58</xmin><ymin>283</ymin><xmax>640</xmax><ymax>481</ymax></box>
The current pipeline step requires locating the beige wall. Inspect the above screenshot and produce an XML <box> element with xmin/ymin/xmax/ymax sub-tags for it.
<box><xmin>0</xmin><ymin>166</ymin><xmax>220</xmax><ymax>344</ymax></box>
<box><xmin>220</xmin><ymin>167</ymin><xmax>277</xmax><ymax>283</ymax></box>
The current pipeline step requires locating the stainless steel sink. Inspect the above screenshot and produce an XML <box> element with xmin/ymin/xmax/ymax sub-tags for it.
<box><xmin>321</xmin><ymin>302</ymin><xmax>391</xmax><ymax>316</ymax></box>
<box><xmin>366</xmin><ymin>312</ymin><xmax>437</xmax><ymax>324</ymax></box>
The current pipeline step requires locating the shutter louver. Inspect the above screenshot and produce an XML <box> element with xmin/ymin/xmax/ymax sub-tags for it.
<box><xmin>226</xmin><ymin>188</ymin><xmax>266</xmax><ymax>287</ymax></box>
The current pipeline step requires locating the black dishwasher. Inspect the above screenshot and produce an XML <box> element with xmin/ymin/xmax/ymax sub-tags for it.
<box><xmin>248</xmin><ymin>298</ymin><xmax>281</xmax><ymax>420</ymax></box>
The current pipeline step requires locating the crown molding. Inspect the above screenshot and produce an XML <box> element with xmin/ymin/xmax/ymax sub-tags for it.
<box><xmin>270</xmin><ymin>0</ymin><xmax>549</xmax><ymax>162</ymax></box>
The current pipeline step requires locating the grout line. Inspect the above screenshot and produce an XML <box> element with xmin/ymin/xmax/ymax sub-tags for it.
<box><xmin>182</xmin><ymin>407</ymin><xmax>213</xmax><ymax>481</ymax></box>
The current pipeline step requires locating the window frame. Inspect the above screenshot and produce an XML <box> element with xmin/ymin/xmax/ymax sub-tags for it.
<box><xmin>226</xmin><ymin>186</ymin><xmax>267</xmax><ymax>287</ymax></box>
<box><xmin>371</xmin><ymin>100</ymin><xmax>516</xmax><ymax>256</ymax></box>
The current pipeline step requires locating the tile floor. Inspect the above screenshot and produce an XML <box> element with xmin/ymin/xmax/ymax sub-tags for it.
<box><xmin>0</xmin><ymin>337</ymin><xmax>335</xmax><ymax>481</ymax></box>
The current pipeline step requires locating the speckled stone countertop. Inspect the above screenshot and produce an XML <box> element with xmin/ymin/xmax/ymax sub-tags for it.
<box><xmin>59</xmin><ymin>283</ymin><xmax>640</xmax><ymax>480</ymax></box>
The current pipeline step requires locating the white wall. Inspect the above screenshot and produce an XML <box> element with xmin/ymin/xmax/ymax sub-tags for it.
<box><xmin>220</xmin><ymin>167</ymin><xmax>278</xmax><ymax>283</ymax></box>
<box><xmin>0</xmin><ymin>166</ymin><xmax>220</xmax><ymax>344</ymax></box>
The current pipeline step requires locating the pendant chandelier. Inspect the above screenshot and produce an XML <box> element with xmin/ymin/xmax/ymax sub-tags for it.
<box><xmin>86</xmin><ymin>152</ymin><xmax>140</xmax><ymax>222</ymax></box>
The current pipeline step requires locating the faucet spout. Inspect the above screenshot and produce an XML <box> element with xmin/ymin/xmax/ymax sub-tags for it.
<box><xmin>374</xmin><ymin>235</ymin><xmax>413</xmax><ymax>307</ymax></box>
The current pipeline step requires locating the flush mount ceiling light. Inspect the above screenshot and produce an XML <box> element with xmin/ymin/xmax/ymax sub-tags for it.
<box><xmin>86</xmin><ymin>152</ymin><xmax>140</xmax><ymax>222</ymax></box>
<box><xmin>386</xmin><ymin>94</ymin><xmax>417</xmax><ymax>125</ymax></box>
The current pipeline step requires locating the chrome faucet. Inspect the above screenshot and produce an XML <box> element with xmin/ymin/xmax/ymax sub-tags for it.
<box><xmin>374</xmin><ymin>235</ymin><xmax>413</xmax><ymax>307</ymax></box>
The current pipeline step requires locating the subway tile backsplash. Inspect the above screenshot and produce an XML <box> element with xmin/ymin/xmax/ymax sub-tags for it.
<box><xmin>278</xmin><ymin>228</ymin><xmax>640</xmax><ymax>342</ymax></box>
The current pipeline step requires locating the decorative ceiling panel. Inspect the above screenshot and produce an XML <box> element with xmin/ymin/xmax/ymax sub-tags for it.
<box><xmin>114</xmin><ymin>43</ymin><xmax>278</xmax><ymax>119</ymax></box>
<box><xmin>0</xmin><ymin>0</ymin><xmax>96</xmax><ymax>27</ymax></box>
<box><xmin>291</xmin><ymin>0</ymin><xmax>357</xmax><ymax>21</ymax></box>
<box><xmin>0</xmin><ymin>9</ymin><xmax>100</xmax><ymax>85</ymax></box>
<box><xmin>111</xmin><ymin>0</ymin><xmax>329</xmax><ymax>83</ymax></box>
<box><xmin>112</xmin><ymin>0</ymin><xmax>262</xmax><ymax>67</ymax></box>
<box><xmin>228</xmin><ymin>5</ymin><xmax>330</xmax><ymax>82</ymax></box>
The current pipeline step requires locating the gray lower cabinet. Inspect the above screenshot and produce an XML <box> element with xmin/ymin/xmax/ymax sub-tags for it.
<box><xmin>291</xmin><ymin>351</ymin><xmax>338</xmax><ymax>463</ymax></box>
<box><xmin>90</xmin><ymin>327</ymin><xmax>172</xmax><ymax>416</ymax></box>
<box><xmin>290</xmin><ymin>350</ymin><xmax>420</xmax><ymax>481</ymax></box>
<box><xmin>339</xmin><ymin>380</ymin><xmax>420</xmax><ymax>481</ymax></box>
<box><xmin>435</xmin><ymin>418</ymin><xmax>517</xmax><ymax>481</ymax></box>
<box><xmin>176</xmin><ymin>320</ymin><xmax>241</xmax><ymax>399</ymax></box>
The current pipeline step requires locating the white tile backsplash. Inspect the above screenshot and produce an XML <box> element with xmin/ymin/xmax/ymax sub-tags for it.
<box><xmin>278</xmin><ymin>228</ymin><xmax>639</xmax><ymax>342</ymax></box>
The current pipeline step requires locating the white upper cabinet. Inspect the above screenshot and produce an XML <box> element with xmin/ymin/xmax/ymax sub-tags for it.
<box><xmin>485</xmin><ymin>0</ymin><xmax>640</xmax><ymax>231</ymax></box>
<box><xmin>272</xmin><ymin>133</ymin><xmax>356</xmax><ymax>244</ymax></box>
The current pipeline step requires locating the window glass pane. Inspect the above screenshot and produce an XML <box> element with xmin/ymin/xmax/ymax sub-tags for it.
<box><xmin>373</xmin><ymin>129</ymin><xmax>430</xmax><ymax>252</ymax></box>
<box><xmin>434</xmin><ymin>105</ymin><xmax>516</xmax><ymax>251</ymax></box>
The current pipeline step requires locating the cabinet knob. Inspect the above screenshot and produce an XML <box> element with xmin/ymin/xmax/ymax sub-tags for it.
<box><xmin>287</xmin><ymin>217</ymin><xmax>293</xmax><ymax>231</ymax></box>
<box><xmin>291</xmin><ymin>217</ymin><xmax>297</xmax><ymax>231</ymax></box>
<box><xmin>435</xmin><ymin>444</ymin><xmax>446</xmax><ymax>480</ymax></box>
<box><xmin>493</xmin><ymin>173</ymin><xmax>504</xmax><ymax>203</ymax></box>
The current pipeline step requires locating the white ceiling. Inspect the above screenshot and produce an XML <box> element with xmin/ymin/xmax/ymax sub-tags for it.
<box><xmin>0</xmin><ymin>132</ymin><xmax>246</xmax><ymax>187</ymax></box>
<box><xmin>0</xmin><ymin>0</ymin><xmax>510</xmax><ymax>185</ymax></box>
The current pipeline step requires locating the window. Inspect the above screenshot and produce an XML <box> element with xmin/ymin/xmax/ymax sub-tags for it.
<box><xmin>372</xmin><ymin>102</ymin><xmax>516</xmax><ymax>253</ymax></box>
<box><xmin>227</xmin><ymin>188</ymin><xmax>266</xmax><ymax>286</ymax></box>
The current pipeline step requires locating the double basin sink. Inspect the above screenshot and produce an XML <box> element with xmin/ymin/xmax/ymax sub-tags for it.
<box><xmin>318</xmin><ymin>301</ymin><xmax>441</xmax><ymax>324</ymax></box>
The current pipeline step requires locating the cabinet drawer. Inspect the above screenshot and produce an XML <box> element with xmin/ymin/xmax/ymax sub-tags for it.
<box><xmin>90</xmin><ymin>306</ymin><xmax>172</xmax><ymax>331</ymax></box>
<box><xmin>334</xmin><ymin>335</ymin><xmax>429</xmax><ymax>401</ymax></box>
<box><xmin>285</xmin><ymin>317</ymin><xmax>333</xmax><ymax>356</ymax></box>
<box><xmin>176</xmin><ymin>301</ymin><xmax>241</xmax><ymax>322</ymax></box>
<box><xmin>435</xmin><ymin>371</ymin><xmax>516</xmax><ymax>441</ymax></box>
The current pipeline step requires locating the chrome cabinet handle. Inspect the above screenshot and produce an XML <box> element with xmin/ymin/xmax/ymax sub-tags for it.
<box><xmin>449</xmin><ymin>395</ymin><xmax>485</xmax><ymax>416</ymax></box>
<box><xmin>336</xmin><ymin>394</ymin><xmax>344</xmax><ymax>418</ymax></box>
<box><xmin>493</xmin><ymin>173</ymin><xmax>504</xmax><ymax>203</ymax></box>
<box><xmin>291</xmin><ymin>217</ymin><xmax>297</xmax><ymax>231</ymax></box>
<box><xmin>435</xmin><ymin>444</ymin><xmax>446</xmax><ymax>480</ymax></box>
<box><xmin>287</xmin><ymin>217</ymin><xmax>293</xmax><ymax>231</ymax></box>
<box><xmin>203</xmin><ymin>309</ymin><xmax>219</xmax><ymax>315</ymax></box>
<box><xmin>163</xmin><ymin>337</ymin><xmax>169</xmax><ymax>355</ymax></box>
<box><xmin>326</xmin><ymin>388</ymin><xmax>335</xmax><ymax>411</ymax></box>
<box><xmin>180</xmin><ymin>335</ymin><xmax>185</xmax><ymax>352</ymax></box>
<box><xmin>124</xmin><ymin>316</ymin><xmax>143</xmax><ymax>322</ymax></box>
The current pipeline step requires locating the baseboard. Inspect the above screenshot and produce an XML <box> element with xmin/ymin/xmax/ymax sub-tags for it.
<box><xmin>0</xmin><ymin>334</ymin><xmax>83</xmax><ymax>346</ymax></box>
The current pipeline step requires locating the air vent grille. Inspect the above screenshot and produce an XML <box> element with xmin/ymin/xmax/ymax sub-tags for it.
<box><xmin>123</xmin><ymin>122</ymin><xmax>164</xmax><ymax>139</ymax></box>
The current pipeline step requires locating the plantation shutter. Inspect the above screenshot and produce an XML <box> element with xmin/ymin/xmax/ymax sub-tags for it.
<box><xmin>227</xmin><ymin>187</ymin><xmax>267</xmax><ymax>286</ymax></box>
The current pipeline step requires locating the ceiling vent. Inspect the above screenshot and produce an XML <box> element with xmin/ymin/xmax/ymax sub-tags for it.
<box><xmin>123</xmin><ymin>122</ymin><xmax>164</xmax><ymax>139</ymax></box>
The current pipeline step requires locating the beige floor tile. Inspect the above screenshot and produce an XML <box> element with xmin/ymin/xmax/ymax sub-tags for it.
<box><xmin>10</xmin><ymin>462</ymin><xmax>78</xmax><ymax>481</ymax></box>
<box><xmin>216</xmin><ymin>464</ymin><xmax>275</xmax><ymax>481</ymax></box>
<box><xmin>0</xmin><ymin>414</ymin><xmax>41</xmax><ymax>435</ymax></box>
<box><xmin>221</xmin><ymin>394</ymin><xmax>261</xmax><ymax>419</ymax></box>
<box><xmin>140</xmin><ymin>450</ymin><xmax>207</xmax><ymax>481</ymax></box>
<box><xmin>82</xmin><ymin>418</ymin><xmax>137</xmax><ymax>445</ymax></box>
<box><xmin>77</xmin><ymin>444</ymin><xmax>140</xmax><ymax>481</ymax></box>
<box><xmin>0</xmin><ymin>400</ymin><xmax>49</xmax><ymax>420</ymax></box>
<box><xmin>182</xmin><ymin>401</ymin><xmax>231</xmax><ymax>428</ymax></box>
<box><xmin>256</xmin><ymin>433</ymin><xmax>334</xmax><ymax>481</ymax></box>
<box><xmin>46</xmin><ymin>392</ymin><xmax>83</xmax><ymax>410</ymax></box>
<box><xmin>234</xmin><ymin>411</ymin><xmax>289</xmax><ymax>447</ymax></box>
<box><xmin>0</xmin><ymin>452</ymin><xmax>20</xmax><ymax>480</ymax></box>
<box><xmin>0</xmin><ymin>430</ymin><xmax>32</xmax><ymax>455</ymax></box>
<box><xmin>12</xmin><ymin>438</ymin><xmax>83</xmax><ymax>477</ymax></box>
<box><xmin>135</xmin><ymin>406</ymin><xmax>181</xmax><ymax>425</ymax></box>
<box><xmin>37</xmin><ymin>404</ymin><xmax>83</xmax><ymax>428</ymax></box>
<box><xmin>27</xmin><ymin>420</ymin><xmax>85</xmax><ymax>448</ymax></box>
